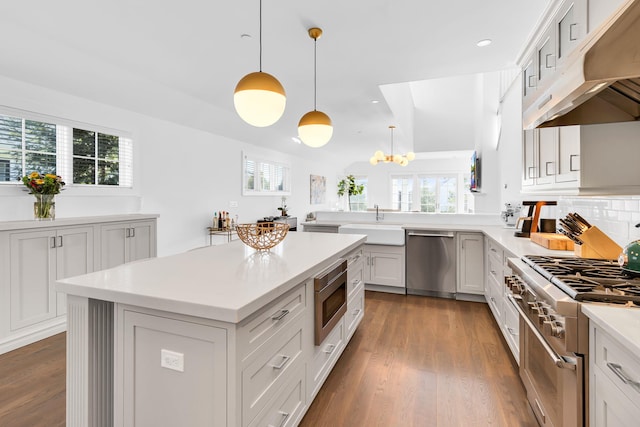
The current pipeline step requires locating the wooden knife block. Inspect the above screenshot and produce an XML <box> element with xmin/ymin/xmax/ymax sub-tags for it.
<box><xmin>574</xmin><ymin>226</ymin><xmax>622</xmax><ymax>259</ymax></box>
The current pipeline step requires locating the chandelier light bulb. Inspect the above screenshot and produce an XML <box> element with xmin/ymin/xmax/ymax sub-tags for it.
<box><xmin>406</xmin><ymin>152</ymin><xmax>416</xmax><ymax>161</ymax></box>
<box><xmin>375</xmin><ymin>150</ymin><xmax>385</xmax><ymax>161</ymax></box>
<box><xmin>369</xmin><ymin>157</ymin><xmax>378</xmax><ymax>165</ymax></box>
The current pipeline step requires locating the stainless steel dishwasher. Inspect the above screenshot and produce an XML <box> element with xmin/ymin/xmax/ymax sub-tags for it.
<box><xmin>405</xmin><ymin>230</ymin><xmax>456</xmax><ymax>298</ymax></box>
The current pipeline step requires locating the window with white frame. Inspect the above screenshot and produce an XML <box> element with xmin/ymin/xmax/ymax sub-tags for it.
<box><xmin>0</xmin><ymin>108</ymin><xmax>132</xmax><ymax>187</ymax></box>
<box><xmin>242</xmin><ymin>152</ymin><xmax>291</xmax><ymax>195</ymax></box>
<box><xmin>350</xmin><ymin>176</ymin><xmax>368</xmax><ymax>211</ymax></box>
<box><xmin>391</xmin><ymin>173</ymin><xmax>473</xmax><ymax>213</ymax></box>
<box><xmin>391</xmin><ymin>175</ymin><xmax>413</xmax><ymax>211</ymax></box>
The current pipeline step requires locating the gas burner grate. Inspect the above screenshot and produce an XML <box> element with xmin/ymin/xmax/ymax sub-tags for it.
<box><xmin>523</xmin><ymin>254</ymin><xmax>640</xmax><ymax>304</ymax></box>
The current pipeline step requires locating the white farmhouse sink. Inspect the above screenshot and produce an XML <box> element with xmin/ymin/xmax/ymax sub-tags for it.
<box><xmin>338</xmin><ymin>223</ymin><xmax>405</xmax><ymax>246</ymax></box>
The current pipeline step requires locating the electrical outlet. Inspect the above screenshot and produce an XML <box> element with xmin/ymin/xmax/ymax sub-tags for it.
<box><xmin>229</xmin><ymin>200</ymin><xmax>238</xmax><ymax>208</ymax></box>
<box><xmin>160</xmin><ymin>349</ymin><xmax>184</xmax><ymax>372</ymax></box>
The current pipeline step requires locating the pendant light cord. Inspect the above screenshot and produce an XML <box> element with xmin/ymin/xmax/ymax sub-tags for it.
<box><xmin>313</xmin><ymin>36</ymin><xmax>317</xmax><ymax>111</ymax></box>
<box><xmin>259</xmin><ymin>0</ymin><xmax>262</xmax><ymax>72</ymax></box>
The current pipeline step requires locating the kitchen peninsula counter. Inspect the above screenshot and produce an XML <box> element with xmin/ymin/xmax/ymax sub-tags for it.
<box><xmin>304</xmin><ymin>219</ymin><xmax>572</xmax><ymax>258</ymax></box>
<box><xmin>56</xmin><ymin>232</ymin><xmax>366</xmax><ymax>426</ymax></box>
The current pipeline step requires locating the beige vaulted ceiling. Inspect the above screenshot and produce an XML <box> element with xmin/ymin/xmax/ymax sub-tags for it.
<box><xmin>0</xmin><ymin>0</ymin><xmax>550</xmax><ymax>163</ymax></box>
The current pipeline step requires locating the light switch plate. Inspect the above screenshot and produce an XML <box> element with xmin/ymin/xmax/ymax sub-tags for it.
<box><xmin>160</xmin><ymin>349</ymin><xmax>184</xmax><ymax>372</ymax></box>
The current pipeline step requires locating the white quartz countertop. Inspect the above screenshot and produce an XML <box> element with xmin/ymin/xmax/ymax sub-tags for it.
<box><xmin>582</xmin><ymin>304</ymin><xmax>640</xmax><ymax>355</ymax></box>
<box><xmin>0</xmin><ymin>213</ymin><xmax>159</xmax><ymax>231</ymax></box>
<box><xmin>304</xmin><ymin>221</ymin><xmax>572</xmax><ymax>258</ymax></box>
<box><xmin>56</xmin><ymin>232</ymin><xmax>365</xmax><ymax>324</ymax></box>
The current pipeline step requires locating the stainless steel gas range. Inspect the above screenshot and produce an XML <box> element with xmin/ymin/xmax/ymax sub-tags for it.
<box><xmin>506</xmin><ymin>255</ymin><xmax>640</xmax><ymax>427</ymax></box>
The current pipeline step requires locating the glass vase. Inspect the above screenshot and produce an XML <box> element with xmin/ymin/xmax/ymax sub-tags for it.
<box><xmin>33</xmin><ymin>194</ymin><xmax>55</xmax><ymax>220</ymax></box>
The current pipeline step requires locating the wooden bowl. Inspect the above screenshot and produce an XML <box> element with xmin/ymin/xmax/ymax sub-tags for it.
<box><xmin>235</xmin><ymin>223</ymin><xmax>289</xmax><ymax>250</ymax></box>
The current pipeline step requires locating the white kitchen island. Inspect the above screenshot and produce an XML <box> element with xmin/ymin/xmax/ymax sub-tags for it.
<box><xmin>56</xmin><ymin>232</ymin><xmax>366</xmax><ymax>427</ymax></box>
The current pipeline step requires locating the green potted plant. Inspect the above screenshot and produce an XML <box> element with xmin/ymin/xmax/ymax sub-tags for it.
<box><xmin>337</xmin><ymin>175</ymin><xmax>364</xmax><ymax>211</ymax></box>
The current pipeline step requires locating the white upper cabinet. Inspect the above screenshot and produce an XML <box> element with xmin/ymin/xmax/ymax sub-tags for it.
<box><xmin>556</xmin><ymin>1</ymin><xmax>588</xmax><ymax>64</ymax></box>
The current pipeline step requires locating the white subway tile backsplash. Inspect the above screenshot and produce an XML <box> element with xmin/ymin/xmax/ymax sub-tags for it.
<box><xmin>558</xmin><ymin>196</ymin><xmax>640</xmax><ymax>247</ymax></box>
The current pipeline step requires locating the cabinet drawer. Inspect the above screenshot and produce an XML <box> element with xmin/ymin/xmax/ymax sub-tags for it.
<box><xmin>347</xmin><ymin>260</ymin><xmax>363</xmax><ymax>300</ymax></box>
<box><xmin>309</xmin><ymin>317</ymin><xmax>345</xmax><ymax>398</ymax></box>
<box><xmin>503</xmin><ymin>296</ymin><xmax>520</xmax><ymax>363</ymax></box>
<box><xmin>242</xmin><ymin>324</ymin><xmax>304</xmax><ymax>425</ymax></box>
<box><xmin>486</xmin><ymin>276</ymin><xmax>503</xmax><ymax>323</ymax></box>
<box><xmin>238</xmin><ymin>282</ymin><xmax>307</xmax><ymax>361</ymax></box>
<box><xmin>592</xmin><ymin>365</ymin><xmax>640</xmax><ymax>426</ymax></box>
<box><xmin>487</xmin><ymin>255</ymin><xmax>503</xmax><ymax>287</ymax></box>
<box><xmin>487</xmin><ymin>239</ymin><xmax>504</xmax><ymax>264</ymax></box>
<box><xmin>346</xmin><ymin>284</ymin><xmax>365</xmax><ymax>339</ymax></box>
<box><xmin>592</xmin><ymin>325</ymin><xmax>640</xmax><ymax>404</ymax></box>
<box><xmin>249</xmin><ymin>365</ymin><xmax>306</xmax><ymax>427</ymax></box>
<box><xmin>346</xmin><ymin>247</ymin><xmax>363</xmax><ymax>268</ymax></box>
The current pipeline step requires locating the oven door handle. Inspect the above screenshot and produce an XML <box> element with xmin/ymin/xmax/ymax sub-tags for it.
<box><xmin>508</xmin><ymin>295</ymin><xmax>577</xmax><ymax>371</ymax></box>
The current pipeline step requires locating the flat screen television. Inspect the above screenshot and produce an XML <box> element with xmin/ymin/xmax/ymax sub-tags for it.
<box><xmin>470</xmin><ymin>151</ymin><xmax>480</xmax><ymax>192</ymax></box>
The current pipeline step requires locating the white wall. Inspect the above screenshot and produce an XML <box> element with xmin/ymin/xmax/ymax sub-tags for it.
<box><xmin>0</xmin><ymin>75</ymin><xmax>346</xmax><ymax>256</ymax></box>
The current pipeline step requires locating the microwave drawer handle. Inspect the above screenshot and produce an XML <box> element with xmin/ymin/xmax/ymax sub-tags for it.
<box><xmin>607</xmin><ymin>362</ymin><xmax>640</xmax><ymax>393</ymax></box>
<box><xmin>407</xmin><ymin>233</ymin><xmax>454</xmax><ymax>238</ymax></box>
<box><xmin>508</xmin><ymin>295</ymin><xmax>576</xmax><ymax>370</ymax></box>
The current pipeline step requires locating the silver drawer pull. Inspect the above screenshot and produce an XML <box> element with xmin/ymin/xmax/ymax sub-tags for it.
<box><xmin>323</xmin><ymin>344</ymin><xmax>336</xmax><ymax>354</ymax></box>
<box><xmin>270</xmin><ymin>354</ymin><xmax>290</xmax><ymax>370</ymax></box>
<box><xmin>271</xmin><ymin>309</ymin><xmax>290</xmax><ymax>321</ymax></box>
<box><xmin>268</xmin><ymin>410</ymin><xmax>290</xmax><ymax>427</ymax></box>
<box><xmin>507</xmin><ymin>327</ymin><xmax>518</xmax><ymax>336</ymax></box>
<box><xmin>352</xmin><ymin>279</ymin><xmax>359</xmax><ymax>285</ymax></box>
<box><xmin>353</xmin><ymin>308</ymin><xmax>361</xmax><ymax>316</ymax></box>
<box><xmin>607</xmin><ymin>362</ymin><xmax>640</xmax><ymax>393</ymax></box>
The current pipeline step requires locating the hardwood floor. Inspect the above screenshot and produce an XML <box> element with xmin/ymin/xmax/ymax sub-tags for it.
<box><xmin>299</xmin><ymin>292</ymin><xmax>538</xmax><ymax>427</ymax></box>
<box><xmin>0</xmin><ymin>292</ymin><xmax>537</xmax><ymax>427</ymax></box>
<box><xmin>0</xmin><ymin>332</ymin><xmax>66</xmax><ymax>427</ymax></box>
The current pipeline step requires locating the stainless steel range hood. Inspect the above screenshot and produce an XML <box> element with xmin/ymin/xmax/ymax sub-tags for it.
<box><xmin>524</xmin><ymin>0</ymin><xmax>640</xmax><ymax>129</ymax></box>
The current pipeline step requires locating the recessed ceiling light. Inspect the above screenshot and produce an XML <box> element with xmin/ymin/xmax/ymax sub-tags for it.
<box><xmin>240</xmin><ymin>33</ymin><xmax>252</xmax><ymax>39</ymax></box>
<box><xmin>292</xmin><ymin>136</ymin><xmax>302</xmax><ymax>144</ymax></box>
<box><xmin>371</xmin><ymin>100</ymin><xmax>380</xmax><ymax>104</ymax></box>
<box><xmin>476</xmin><ymin>39</ymin><xmax>492</xmax><ymax>47</ymax></box>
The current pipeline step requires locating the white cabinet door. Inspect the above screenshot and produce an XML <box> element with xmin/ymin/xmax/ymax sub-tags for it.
<box><xmin>537</xmin><ymin>127</ymin><xmax>557</xmax><ymax>185</ymax></box>
<box><xmin>9</xmin><ymin>230</ymin><xmax>57</xmax><ymax>330</ymax></box>
<box><xmin>101</xmin><ymin>223</ymin><xmax>129</xmax><ymax>270</ymax></box>
<box><xmin>128</xmin><ymin>220</ymin><xmax>155</xmax><ymax>263</ymax></box>
<box><xmin>368</xmin><ymin>249</ymin><xmax>404</xmax><ymax>288</ymax></box>
<box><xmin>556</xmin><ymin>125</ymin><xmax>580</xmax><ymax>183</ymax></box>
<box><xmin>522</xmin><ymin>129</ymin><xmax>537</xmax><ymax>187</ymax></box>
<box><xmin>457</xmin><ymin>233</ymin><xmax>484</xmax><ymax>295</ymax></box>
<box><xmin>55</xmin><ymin>226</ymin><xmax>94</xmax><ymax>316</ymax></box>
<box><xmin>522</xmin><ymin>54</ymin><xmax>537</xmax><ymax>103</ymax></box>
<box><xmin>537</xmin><ymin>25</ymin><xmax>556</xmax><ymax>86</ymax></box>
<box><xmin>557</xmin><ymin>1</ymin><xmax>587</xmax><ymax>64</ymax></box>
<box><xmin>101</xmin><ymin>220</ymin><xmax>157</xmax><ymax>269</ymax></box>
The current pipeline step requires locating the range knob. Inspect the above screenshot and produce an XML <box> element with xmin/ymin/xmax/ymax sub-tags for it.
<box><xmin>542</xmin><ymin>320</ymin><xmax>565</xmax><ymax>338</ymax></box>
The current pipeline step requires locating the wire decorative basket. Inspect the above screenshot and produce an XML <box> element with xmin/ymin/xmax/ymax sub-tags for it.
<box><xmin>235</xmin><ymin>223</ymin><xmax>290</xmax><ymax>250</ymax></box>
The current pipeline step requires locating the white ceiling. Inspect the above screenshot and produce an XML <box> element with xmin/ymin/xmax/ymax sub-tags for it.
<box><xmin>0</xmin><ymin>0</ymin><xmax>550</xmax><ymax>163</ymax></box>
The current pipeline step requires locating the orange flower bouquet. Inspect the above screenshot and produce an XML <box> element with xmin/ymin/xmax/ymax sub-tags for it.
<box><xmin>21</xmin><ymin>172</ymin><xmax>65</xmax><ymax>220</ymax></box>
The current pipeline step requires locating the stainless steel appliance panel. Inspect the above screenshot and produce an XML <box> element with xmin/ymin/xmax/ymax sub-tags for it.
<box><xmin>314</xmin><ymin>259</ymin><xmax>347</xmax><ymax>345</ymax></box>
<box><xmin>405</xmin><ymin>230</ymin><xmax>456</xmax><ymax>298</ymax></box>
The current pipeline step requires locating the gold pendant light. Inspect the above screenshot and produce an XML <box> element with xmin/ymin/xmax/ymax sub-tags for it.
<box><xmin>298</xmin><ymin>27</ymin><xmax>333</xmax><ymax>148</ymax></box>
<box><xmin>370</xmin><ymin>126</ymin><xmax>416</xmax><ymax>166</ymax></box>
<box><xmin>234</xmin><ymin>0</ymin><xmax>286</xmax><ymax>127</ymax></box>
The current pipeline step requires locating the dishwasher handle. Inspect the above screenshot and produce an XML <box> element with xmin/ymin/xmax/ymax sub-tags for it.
<box><xmin>407</xmin><ymin>232</ymin><xmax>455</xmax><ymax>238</ymax></box>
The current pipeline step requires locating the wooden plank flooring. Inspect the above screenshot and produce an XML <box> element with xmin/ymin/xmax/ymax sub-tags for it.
<box><xmin>0</xmin><ymin>332</ymin><xmax>66</xmax><ymax>427</ymax></box>
<box><xmin>299</xmin><ymin>292</ymin><xmax>538</xmax><ymax>427</ymax></box>
<box><xmin>0</xmin><ymin>292</ymin><xmax>537</xmax><ymax>426</ymax></box>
